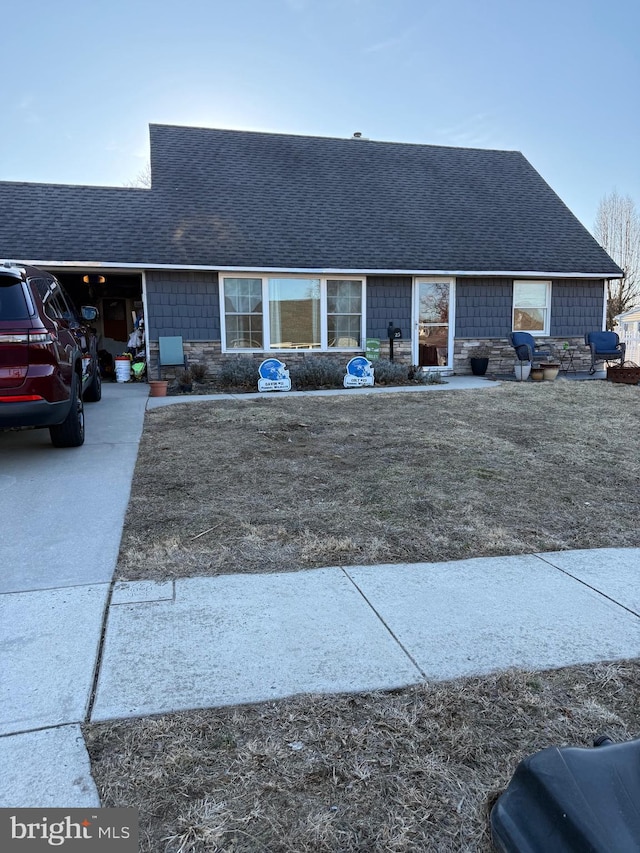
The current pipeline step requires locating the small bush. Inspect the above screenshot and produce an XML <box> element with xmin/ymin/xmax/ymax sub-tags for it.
<box><xmin>370</xmin><ymin>359</ymin><xmax>410</xmax><ymax>385</ymax></box>
<box><xmin>422</xmin><ymin>370</ymin><xmax>446</xmax><ymax>385</ymax></box>
<box><xmin>407</xmin><ymin>364</ymin><xmax>446</xmax><ymax>384</ymax></box>
<box><xmin>217</xmin><ymin>357</ymin><xmax>258</xmax><ymax>391</ymax></box>
<box><xmin>189</xmin><ymin>363</ymin><xmax>207</xmax><ymax>383</ymax></box>
<box><xmin>289</xmin><ymin>358</ymin><xmax>344</xmax><ymax>390</ymax></box>
<box><xmin>176</xmin><ymin>368</ymin><xmax>192</xmax><ymax>386</ymax></box>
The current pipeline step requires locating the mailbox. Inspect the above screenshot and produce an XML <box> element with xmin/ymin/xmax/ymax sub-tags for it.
<box><xmin>387</xmin><ymin>322</ymin><xmax>402</xmax><ymax>340</ymax></box>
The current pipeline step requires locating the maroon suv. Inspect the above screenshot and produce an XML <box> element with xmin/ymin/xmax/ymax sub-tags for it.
<box><xmin>0</xmin><ymin>261</ymin><xmax>101</xmax><ymax>446</ymax></box>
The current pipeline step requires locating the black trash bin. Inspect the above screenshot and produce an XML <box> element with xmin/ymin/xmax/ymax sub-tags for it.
<box><xmin>491</xmin><ymin>737</ymin><xmax>640</xmax><ymax>852</ymax></box>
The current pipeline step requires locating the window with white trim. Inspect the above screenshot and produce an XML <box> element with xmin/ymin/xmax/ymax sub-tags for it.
<box><xmin>512</xmin><ymin>280</ymin><xmax>551</xmax><ymax>335</ymax></box>
<box><xmin>221</xmin><ymin>275</ymin><xmax>364</xmax><ymax>351</ymax></box>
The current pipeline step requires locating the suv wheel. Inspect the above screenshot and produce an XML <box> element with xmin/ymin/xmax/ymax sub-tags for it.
<box><xmin>84</xmin><ymin>364</ymin><xmax>102</xmax><ymax>402</ymax></box>
<box><xmin>49</xmin><ymin>375</ymin><xmax>85</xmax><ymax>447</ymax></box>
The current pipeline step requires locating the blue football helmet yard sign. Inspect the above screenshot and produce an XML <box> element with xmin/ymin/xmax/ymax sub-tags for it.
<box><xmin>258</xmin><ymin>358</ymin><xmax>292</xmax><ymax>392</ymax></box>
<box><xmin>344</xmin><ymin>356</ymin><xmax>375</xmax><ymax>387</ymax></box>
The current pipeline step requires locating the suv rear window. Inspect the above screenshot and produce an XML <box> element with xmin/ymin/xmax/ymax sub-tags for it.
<box><xmin>0</xmin><ymin>281</ymin><xmax>31</xmax><ymax>320</ymax></box>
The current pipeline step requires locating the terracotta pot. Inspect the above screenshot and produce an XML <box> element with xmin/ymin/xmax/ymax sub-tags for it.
<box><xmin>530</xmin><ymin>367</ymin><xmax>545</xmax><ymax>381</ymax></box>
<box><xmin>149</xmin><ymin>380</ymin><xmax>168</xmax><ymax>397</ymax></box>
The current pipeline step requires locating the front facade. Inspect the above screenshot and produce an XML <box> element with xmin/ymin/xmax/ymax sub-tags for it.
<box><xmin>0</xmin><ymin>125</ymin><xmax>622</xmax><ymax>377</ymax></box>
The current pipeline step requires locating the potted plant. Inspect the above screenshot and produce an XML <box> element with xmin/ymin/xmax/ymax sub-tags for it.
<box><xmin>469</xmin><ymin>345</ymin><xmax>491</xmax><ymax>376</ymax></box>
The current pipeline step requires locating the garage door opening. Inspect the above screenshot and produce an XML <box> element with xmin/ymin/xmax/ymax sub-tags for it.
<box><xmin>48</xmin><ymin>270</ymin><xmax>144</xmax><ymax>373</ymax></box>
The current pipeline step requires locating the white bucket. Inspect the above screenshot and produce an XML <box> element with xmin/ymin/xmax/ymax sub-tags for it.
<box><xmin>115</xmin><ymin>358</ymin><xmax>131</xmax><ymax>382</ymax></box>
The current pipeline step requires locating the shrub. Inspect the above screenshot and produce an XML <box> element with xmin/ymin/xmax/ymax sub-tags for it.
<box><xmin>189</xmin><ymin>362</ymin><xmax>207</xmax><ymax>383</ymax></box>
<box><xmin>289</xmin><ymin>358</ymin><xmax>344</xmax><ymax>390</ymax></box>
<box><xmin>370</xmin><ymin>359</ymin><xmax>410</xmax><ymax>385</ymax></box>
<box><xmin>217</xmin><ymin>357</ymin><xmax>258</xmax><ymax>391</ymax></box>
<box><xmin>176</xmin><ymin>368</ymin><xmax>192</xmax><ymax>387</ymax></box>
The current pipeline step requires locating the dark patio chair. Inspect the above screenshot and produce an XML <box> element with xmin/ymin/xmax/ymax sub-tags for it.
<box><xmin>508</xmin><ymin>332</ymin><xmax>552</xmax><ymax>365</ymax></box>
<box><xmin>584</xmin><ymin>331</ymin><xmax>626</xmax><ymax>375</ymax></box>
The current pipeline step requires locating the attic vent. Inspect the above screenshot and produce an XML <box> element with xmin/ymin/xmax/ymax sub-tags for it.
<box><xmin>352</xmin><ymin>132</ymin><xmax>369</xmax><ymax>140</ymax></box>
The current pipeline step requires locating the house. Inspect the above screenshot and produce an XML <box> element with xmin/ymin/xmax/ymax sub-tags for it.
<box><xmin>614</xmin><ymin>306</ymin><xmax>640</xmax><ymax>364</ymax></box>
<box><xmin>0</xmin><ymin>124</ymin><xmax>623</xmax><ymax>376</ymax></box>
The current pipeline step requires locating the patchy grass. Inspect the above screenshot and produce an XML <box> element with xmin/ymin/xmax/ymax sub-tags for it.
<box><xmin>85</xmin><ymin>660</ymin><xmax>640</xmax><ymax>852</ymax></box>
<box><xmin>89</xmin><ymin>380</ymin><xmax>640</xmax><ymax>850</ymax></box>
<box><xmin>117</xmin><ymin>380</ymin><xmax>640</xmax><ymax>581</ymax></box>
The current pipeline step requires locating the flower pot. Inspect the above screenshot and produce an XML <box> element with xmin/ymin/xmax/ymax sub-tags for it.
<box><xmin>148</xmin><ymin>380</ymin><xmax>168</xmax><ymax>397</ymax></box>
<box><xmin>470</xmin><ymin>356</ymin><xmax>489</xmax><ymax>376</ymax></box>
<box><xmin>514</xmin><ymin>361</ymin><xmax>531</xmax><ymax>381</ymax></box>
<box><xmin>543</xmin><ymin>363</ymin><xmax>560</xmax><ymax>381</ymax></box>
<box><xmin>530</xmin><ymin>366</ymin><xmax>545</xmax><ymax>381</ymax></box>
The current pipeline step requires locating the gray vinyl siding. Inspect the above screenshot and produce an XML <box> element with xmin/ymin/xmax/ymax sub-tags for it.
<box><xmin>366</xmin><ymin>276</ymin><xmax>412</xmax><ymax>340</ymax></box>
<box><xmin>455</xmin><ymin>278</ymin><xmax>513</xmax><ymax>337</ymax></box>
<box><xmin>456</xmin><ymin>277</ymin><xmax>605</xmax><ymax>338</ymax></box>
<box><xmin>550</xmin><ymin>279</ymin><xmax>603</xmax><ymax>336</ymax></box>
<box><xmin>146</xmin><ymin>270</ymin><xmax>220</xmax><ymax>340</ymax></box>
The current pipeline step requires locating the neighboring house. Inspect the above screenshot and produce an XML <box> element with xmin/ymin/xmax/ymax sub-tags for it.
<box><xmin>614</xmin><ymin>306</ymin><xmax>640</xmax><ymax>364</ymax></box>
<box><xmin>0</xmin><ymin>124</ymin><xmax>623</xmax><ymax>375</ymax></box>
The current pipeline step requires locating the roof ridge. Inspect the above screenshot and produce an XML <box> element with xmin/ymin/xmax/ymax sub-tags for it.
<box><xmin>148</xmin><ymin>123</ymin><xmax>521</xmax><ymax>155</ymax></box>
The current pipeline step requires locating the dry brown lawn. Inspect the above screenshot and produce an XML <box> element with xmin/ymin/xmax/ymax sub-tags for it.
<box><xmin>88</xmin><ymin>379</ymin><xmax>640</xmax><ymax>852</ymax></box>
<box><xmin>85</xmin><ymin>661</ymin><xmax>640</xmax><ymax>852</ymax></box>
<box><xmin>116</xmin><ymin>380</ymin><xmax>640</xmax><ymax>581</ymax></box>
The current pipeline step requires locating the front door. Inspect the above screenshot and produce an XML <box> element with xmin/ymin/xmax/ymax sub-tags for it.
<box><xmin>414</xmin><ymin>278</ymin><xmax>454</xmax><ymax>369</ymax></box>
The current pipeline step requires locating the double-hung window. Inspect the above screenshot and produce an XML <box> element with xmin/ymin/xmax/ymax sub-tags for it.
<box><xmin>221</xmin><ymin>275</ymin><xmax>364</xmax><ymax>351</ymax></box>
<box><xmin>512</xmin><ymin>280</ymin><xmax>551</xmax><ymax>336</ymax></box>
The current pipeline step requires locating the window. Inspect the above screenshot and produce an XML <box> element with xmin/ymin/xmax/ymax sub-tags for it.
<box><xmin>222</xmin><ymin>275</ymin><xmax>363</xmax><ymax>351</ymax></box>
<box><xmin>223</xmin><ymin>277</ymin><xmax>263</xmax><ymax>349</ymax></box>
<box><xmin>269</xmin><ymin>278</ymin><xmax>321</xmax><ymax>349</ymax></box>
<box><xmin>513</xmin><ymin>281</ymin><xmax>551</xmax><ymax>335</ymax></box>
<box><xmin>327</xmin><ymin>279</ymin><xmax>362</xmax><ymax>347</ymax></box>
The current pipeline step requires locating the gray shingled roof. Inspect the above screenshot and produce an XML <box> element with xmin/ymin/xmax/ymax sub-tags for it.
<box><xmin>0</xmin><ymin>124</ymin><xmax>622</xmax><ymax>275</ymax></box>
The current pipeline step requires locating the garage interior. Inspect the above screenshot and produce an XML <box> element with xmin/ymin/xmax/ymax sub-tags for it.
<box><xmin>49</xmin><ymin>270</ymin><xmax>144</xmax><ymax>364</ymax></box>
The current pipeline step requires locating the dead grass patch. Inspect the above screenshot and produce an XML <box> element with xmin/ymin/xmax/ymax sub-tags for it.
<box><xmin>117</xmin><ymin>381</ymin><xmax>640</xmax><ymax>581</ymax></box>
<box><xmin>84</xmin><ymin>660</ymin><xmax>640</xmax><ymax>852</ymax></box>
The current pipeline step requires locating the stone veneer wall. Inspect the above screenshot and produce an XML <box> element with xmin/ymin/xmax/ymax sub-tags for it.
<box><xmin>150</xmin><ymin>336</ymin><xmax>593</xmax><ymax>380</ymax></box>
<box><xmin>454</xmin><ymin>337</ymin><xmax>593</xmax><ymax>375</ymax></box>
<box><xmin>148</xmin><ymin>341</ymin><xmax>415</xmax><ymax>380</ymax></box>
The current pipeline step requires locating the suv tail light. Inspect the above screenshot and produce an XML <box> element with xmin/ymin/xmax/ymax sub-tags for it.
<box><xmin>0</xmin><ymin>330</ymin><xmax>56</xmax><ymax>345</ymax></box>
<box><xmin>28</xmin><ymin>330</ymin><xmax>57</xmax><ymax>345</ymax></box>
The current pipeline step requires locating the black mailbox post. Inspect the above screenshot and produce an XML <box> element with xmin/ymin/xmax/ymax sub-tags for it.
<box><xmin>387</xmin><ymin>321</ymin><xmax>402</xmax><ymax>361</ymax></box>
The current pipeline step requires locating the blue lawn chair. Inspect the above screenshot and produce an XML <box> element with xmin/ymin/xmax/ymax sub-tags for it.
<box><xmin>585</xmin><ymin>331</ymin><xmax>626</xmax><ymax>375</ymax></box>
<box><xmin>508</xmin><ymin>332</ymin><xmax>552</xmax><ymax>365</ymax></box>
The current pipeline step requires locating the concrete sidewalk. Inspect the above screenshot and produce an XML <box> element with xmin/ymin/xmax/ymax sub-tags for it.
<box><xmin>92</xmin><ymin>549</ymin><xmax>640</xmax><ymax>721</ymax></box>
<box><xmin>146</xmin><ymin>374</ymin><xmax>498</xmax><ymax>408</ymax></box>
<box><xmin>2</xmin><ymin>378</ymin><xmax>639</xmax><ymax>809</ymax></box>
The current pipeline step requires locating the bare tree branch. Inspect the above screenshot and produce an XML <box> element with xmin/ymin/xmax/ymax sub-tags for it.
<box><xmin>594</xmin><ymin>191</ymin><xmax>640</xmax><ymax>328</ymax></box>
<box><xmin>123</xmin><ymin>162</ymin><xmax>152</xmax><ymax>189</ymax></box>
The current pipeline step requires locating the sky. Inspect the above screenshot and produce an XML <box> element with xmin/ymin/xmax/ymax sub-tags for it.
<box><xmin>2</xmin><ymin>0</ymin><xmax>639</xmax><ymax>233</ymax></box>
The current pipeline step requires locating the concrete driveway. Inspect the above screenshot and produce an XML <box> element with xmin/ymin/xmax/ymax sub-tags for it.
<box><xmin>0</xmin><ymin>382</ymin><xmax>148</xmax><ymax>806</ymax></box>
